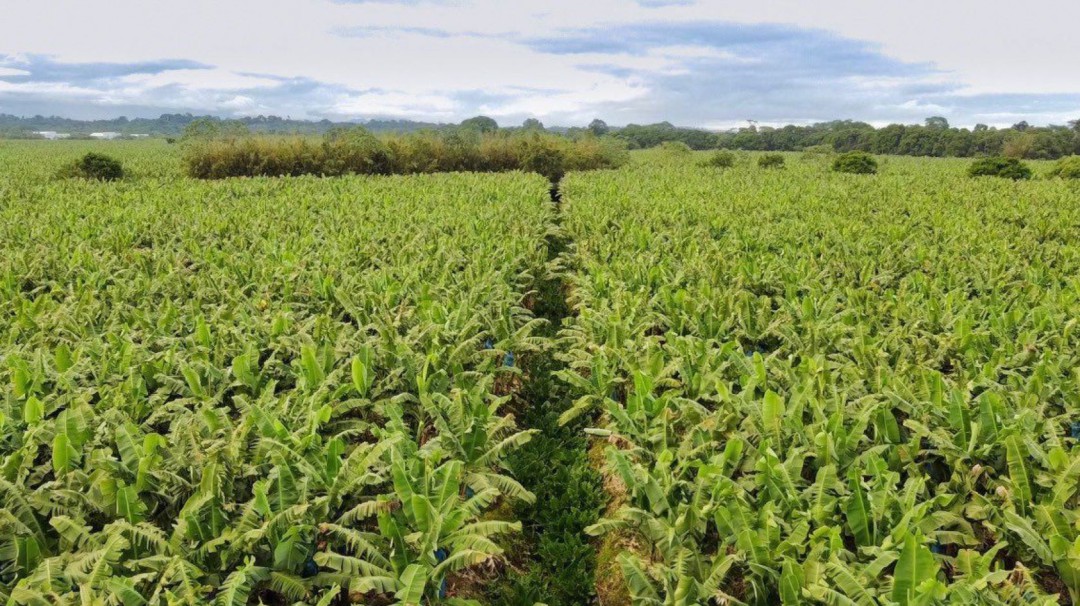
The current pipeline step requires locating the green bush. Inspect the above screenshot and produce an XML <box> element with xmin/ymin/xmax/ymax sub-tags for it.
<box><xmin>758</xmin><ymin>153</ymin><xmax>785</xmax><ymax>169</ymax></box>
<box><xmin>967</xmin><ymin>157</ymin><xmax>1033</xmax><ymax>180</ymax></box>
<box><xmin>1048</xmin><ymin>156</ymin><xmax>1080</xmax><ymax>179</ymax></box>
<box><xmin>801</xmin><ymin>144</ymin><xmax>835</xmax><ymax>158</ymax></box>
<box><xmin>60</xmin><ymin>153</ymin><xmax>125</xmax><ymax>181</ymax></box>
<box><xmin>522</xmin><ymin>137</ymin><xmax>568</xmax><ymax>184</ymax></box>
<box><xmin>801</xmin><ymin>145</ymin><xmax>836</xmax><ymax>163</ymax></box>
<box><xmin>832</xmin><ymin>151</ymin><xmax>878</xmax><ymax>174</ymax></box>
<box><xmin>183</xmin><ymin>129</ymin><xmax>627</xmax><ymax>180</ymax></box>
<box><xmin>659</xmin><ymin>141</ymin><xmax>693</xmax><ymax>155</ymax></box>
<box><xmin>701</xmin><ymin>150</ymin><xmax>736</xmax><ymax>169</ymax></box>
<box><xmin>321</xmin><ymin>126</ymin><xmax>393</xmax><ymax>176</ymax></box>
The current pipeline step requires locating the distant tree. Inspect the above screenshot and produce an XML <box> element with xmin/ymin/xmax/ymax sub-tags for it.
<box><xmin>181</xmin><ymin>117</ymin><xmax>249</xmax><ymax>142</ymax></box>
<box><xmin>973</xmin><ymin>124</ymin><xmax>989</xmax><ymax>132</ymax></box>
<box><xmin>1003</xmin><ymin>132</ymin><xmax>1036</xmax><ymax>159</ymax></box>
<box><xmin>1070</xmin><ymin>118</ymin><xmax>1080</xmax><ymax>133</ymax></box>
<box><xmin>181</xmin><ymin>118</ymin><xmax>220</xmax><ymax>141</ymax></box>
<box><xmin>460</xmin><ymin>116</ymin><xmax>499</xmax><ymax>133</ymax></box>
<box><xmin>659</xmin><ymin>141</ymin><xmax>693</xmax><ymax>155</ymax></box>
<box><xmin>925</xmin><ymin>116</ymin><xmax>950</xmax><ymax>129</ymax></box>
<box><xmin>827</xmin><ymin>127</ymin><xmax>873</xmax><ymax>152</ymax></box>
<box><xmin>616</xmin><ymin>122</ymin><xmax>717</xmax><ymax>150</ymax></box>
<box><xmin>1012</xmin><ymin>121</ymin><xmax>1030</xmax><ymax>131</ymax></box>
<box><xmin>522</xmin><ymin>118</ymin><xmax>545</xmax><ymax>131</ymax></box>
<box><xmin>588</xmin><ymin>119</ymin><xmax>610</xmax><ymax>136</ymax></box>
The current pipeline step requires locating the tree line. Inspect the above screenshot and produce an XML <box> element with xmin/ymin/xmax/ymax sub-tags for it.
<box><xmin>605</xmin><ymin>118</ymin><xmax>1080</xmax><ymax>160</ymax></box>
<box><xmin>6</xmin><ymin>111</ymin><xmax>1080</xmax><ymax>160</ymax></box>
<box><xmin>0</xmin><ymin>113</ymin><xmax>450</xmax><ymax>138</ymax></box>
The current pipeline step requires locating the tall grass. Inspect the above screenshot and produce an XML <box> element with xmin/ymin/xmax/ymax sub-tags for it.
<box><xmin>183</xmin><ymin>127</ymin><xmax>628</xmax><ymax>181</ymax></box>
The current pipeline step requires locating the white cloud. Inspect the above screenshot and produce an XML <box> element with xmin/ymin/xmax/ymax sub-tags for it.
<box><xmin>116</xmin><ymin>69</ymin><xmax>282</xmax><ymax>91</ymax></box>
<box><xmin>0</xmin><ymin>0</ymin><xmax>1077</xmax><ymax>124</ymax></box>
<box><xmin>0</xmin><ymin>79</ymin><xmax>102</xmax><ymax>98</ymax></box>
<box><xmin>331</xmin><ymin>90</ymin><xmax>459</xmax><ymax>117</ymax></box>
<box><xmin>219</xmin><ymin>95</ymin><xmax>257</xmax><ymax>110</ymax></box>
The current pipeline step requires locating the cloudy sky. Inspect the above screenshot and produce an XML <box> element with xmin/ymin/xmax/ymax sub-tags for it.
<box><xmin>1</xmin><ymin>0</ymin><xmax>1078</xmax><ymax>128</ymax></box>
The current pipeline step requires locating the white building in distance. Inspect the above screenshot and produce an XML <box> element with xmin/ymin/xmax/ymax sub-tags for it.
<box><xmin>89</xmin><ymin>132</ymin><xmax>122</xmax><ymax>140</ymax></box>
<box><xmin>34</xmin><ymin>131</ymin><xmax>71</xmax><ymax>140</ymax></box>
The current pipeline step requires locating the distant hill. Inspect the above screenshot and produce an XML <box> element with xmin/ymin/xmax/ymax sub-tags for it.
<box><xmin>0</xmin><ymin>113</ymin><xmax>453</xmax><ymax>138</ymax></box>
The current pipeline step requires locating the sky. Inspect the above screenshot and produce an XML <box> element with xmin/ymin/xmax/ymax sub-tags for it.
<box><xmin>1</xmin><ymin>0</ymin><xmax>1079</xmax><ymax>129</ymax></box>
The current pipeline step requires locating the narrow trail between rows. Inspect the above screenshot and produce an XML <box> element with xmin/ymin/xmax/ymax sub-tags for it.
<box><xmin>489</xmin><ymin>180</ymin><xmax>606</xmax><ymax>606</ymax></box>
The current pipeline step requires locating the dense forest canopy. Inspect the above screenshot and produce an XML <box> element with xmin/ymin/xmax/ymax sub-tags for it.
<box><xmin>602</xmin><ymin>118</ymin><xmax>1080</xmax><ymax>160</ymax></box>
<box><xmin>4</xmin><ymin>113</ymin><xmax>1079</xmax><ymax>159</ymax></box>
<box><xmin>0</xmin><ymin>113</ymin><xmax>450</xmax><ymax>138</ymax></box>
<box><xmin>712</xmin><ymin>118</ymin><xmax>1080</xmax><ymax>160</ymax></box>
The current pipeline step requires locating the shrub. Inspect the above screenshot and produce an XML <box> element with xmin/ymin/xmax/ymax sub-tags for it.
<box><xmin>321</xmin><ymin>127</ymin><xmax>393</xmax><ymax>176</ymax></box>
<box><xmin>832</xmin><ymin>151</ymin><xmax>878</xmax><ymax>174</ymax></box>
<box><xmin>758</xmin><ymin>153</ymin><xmax>785</xmax><ymax>169</ymax></box>
<box><xmin>183</xmin><ymin>136</ymin><xmax>327</xmax><ymax>179</ymax></box>
<box><xmin>659</xmin><ymin>141</ymin><xmax>693</xmax><ymax>155</ymax></box>
<box><xmin>1002</xmin><ymin>132</ymin><xmax>1036</xmax><ymax>159</ymax></box>
<box><xmin>60</xmin><ymin>153</ymin><xmax>125</xmax><ymax>181</ymax></box>
<box><xmin>701</xmin><ymin>150</ymin><xmax>736</xmax><ymax>169</ymax></box>
<box><xmin>803</xmin><ymin>144</ymin><xmax>833</xmax><ymax>156</ymax></box>
<box><xmin>968</xmin><ymin>157</ymin><xmax>1033</xmax><ymax>180</ymax></box>
<box><xmin>521</xmin><ymin>137</ymin><xmax>568</xmax><ymax>183</ymax></box>
<box><xmin>184</xmin><ymin>130</ymin><xmax>627</xmax><ymax>180</ymax></box>
<box><xmin>1048</xmin><ymin>156</ymin><xmax>1080</xmax><ymax>179</ymax></box>
<box><xmin>801</xmin><ymin>144</ymin><xmax>835</xmax><ymax>158</ymax></box>
<box><xmin>563</xmin><ymin>136</ymin><xmax>630</xmax><ymax>173</ymax></box>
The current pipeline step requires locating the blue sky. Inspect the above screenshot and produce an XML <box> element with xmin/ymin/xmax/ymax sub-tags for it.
<box><xmin>1</xmin><ymin>0</ymin><xmax>1078</xmax><ymax>128</ymax></box>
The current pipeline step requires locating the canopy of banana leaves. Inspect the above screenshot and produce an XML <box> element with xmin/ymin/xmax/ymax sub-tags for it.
<box><xmin>561</xmin><ymin>158</ymin><xmax>1080</xmax><ymax>606</ymax></box>
<box><xmin>0</xmin><ymin>145</ymin><xmax>550</xmax><ymax>605</ymax></box>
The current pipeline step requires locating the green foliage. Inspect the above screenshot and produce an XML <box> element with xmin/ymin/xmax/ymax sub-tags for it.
<box><xmin>521</xmin><ymin>118</ymin><xmax>545</xmax><ymax>132</ymax></box>
<box><xmin>321</xmin><ymin>126</ymin><xmax>394</xmax><ymax>176</ymax></box>
<box><xmin>800</xmin><ymin>144</ymin><xmax>835</xmax><ymax>160</ymax></box>
<box><xmin>968</xmin><ymin>156</ymin><xmax>1033</xmax><ymax>180</ymax></box>
<box><xmin>701</xmin><ymin>150</ymin><xmax>736</xmax><ymax>169</ymax></box>
<box><xmin>521</xmin><ymin>136</ymin><xmax>568</xmax><ymax>184</ymax></box>
<box><xmin>183</xmin><ymin>130</ymin><xmax>627</xmax><ymax>180</ymax></box>
<box><xmin>714</xmin><ymin>119</ymin><xmax>1080</xmax><ymax>160</ymax></box>
<box><xmin>659</xmin><ymin>141</ymin><xmax>693</xmax><ymax>155</ymax></box>
<box><xmin>1048</xmin><ymin>155</ymin><xmax>1080</xmax><ymax>179</ymax></box>
<box><xmin>758</xmin><ymin>153</ymin><xmax>785</xmax><ymax>168</ymax></box>
<box><xmin>460</xmin><ymin>115</ymin><xmax>500</xmax><ymax>134</ymax></box>
<box><xmin>59</xmin><ymin>152</ymin><xmax>125</xmax><ymax>181</ymax></box>
<box><xmin>492</xmin><ymin>373</ymin><xmax>604</xmax><ymax>605</ymax></box>
<box><xmin>487</xmin><ymin>213</ymin><xmax>605</xmax><ymax>606</ymax></box>
<box><xmin>559</xmin><ymin>161</ymin><xmax>1080</xmax><ymax>605</ymax></box>
<box><xmin>1003</xmin><ymin>132</ymin><xmax>1037</xmax><ymax>159</ymax></box>
<box><xmin>832</xmin><ymin>151</ymin><xmax>878</xmax><ymax>174</ymax></box>
<box><xmin>614</xmin><ymin>122</ymin><xmax>718</xmax><ymax>150</ymax></box>
<box><xmin>180</xmin><ymin>117</ymin><xmax>250</xmax><ymax>143</ymax></box>
<box><xmin>0</xmin><ymin>160</ymin><xmax>553</xmax><ymax>604</ymax></box>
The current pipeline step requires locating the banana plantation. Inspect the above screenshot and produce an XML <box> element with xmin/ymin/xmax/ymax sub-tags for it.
<box><xmin>2</xmin><ymin>144</ymin><xmax>1080</xmax><ymax>605</ymax></box>
<box><xmin>1</xmin><ymin>150</ymin><xmax>552</xmax><ymax>605</ymax></box>
<box><xmin>558</xmin><ymin>157</ymin><xmax>1080</xmax><ymax>605</ymax></box>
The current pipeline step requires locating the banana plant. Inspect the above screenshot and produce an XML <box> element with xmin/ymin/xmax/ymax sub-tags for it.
<box><xmin>315</xmin><ymin>445</ymin><xmax>519</xmax><ymax>604</ymax></box>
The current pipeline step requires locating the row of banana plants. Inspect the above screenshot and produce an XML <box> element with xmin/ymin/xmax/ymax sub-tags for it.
<box><xmin>557</xmin><ymin>159</ymin><xmax>1080</xmax><ymax>605</ymax></box>
<box><xmin>0</xmin><ymin>151</ymin><xmax>553</xmax><ymax>605</ymax></box>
